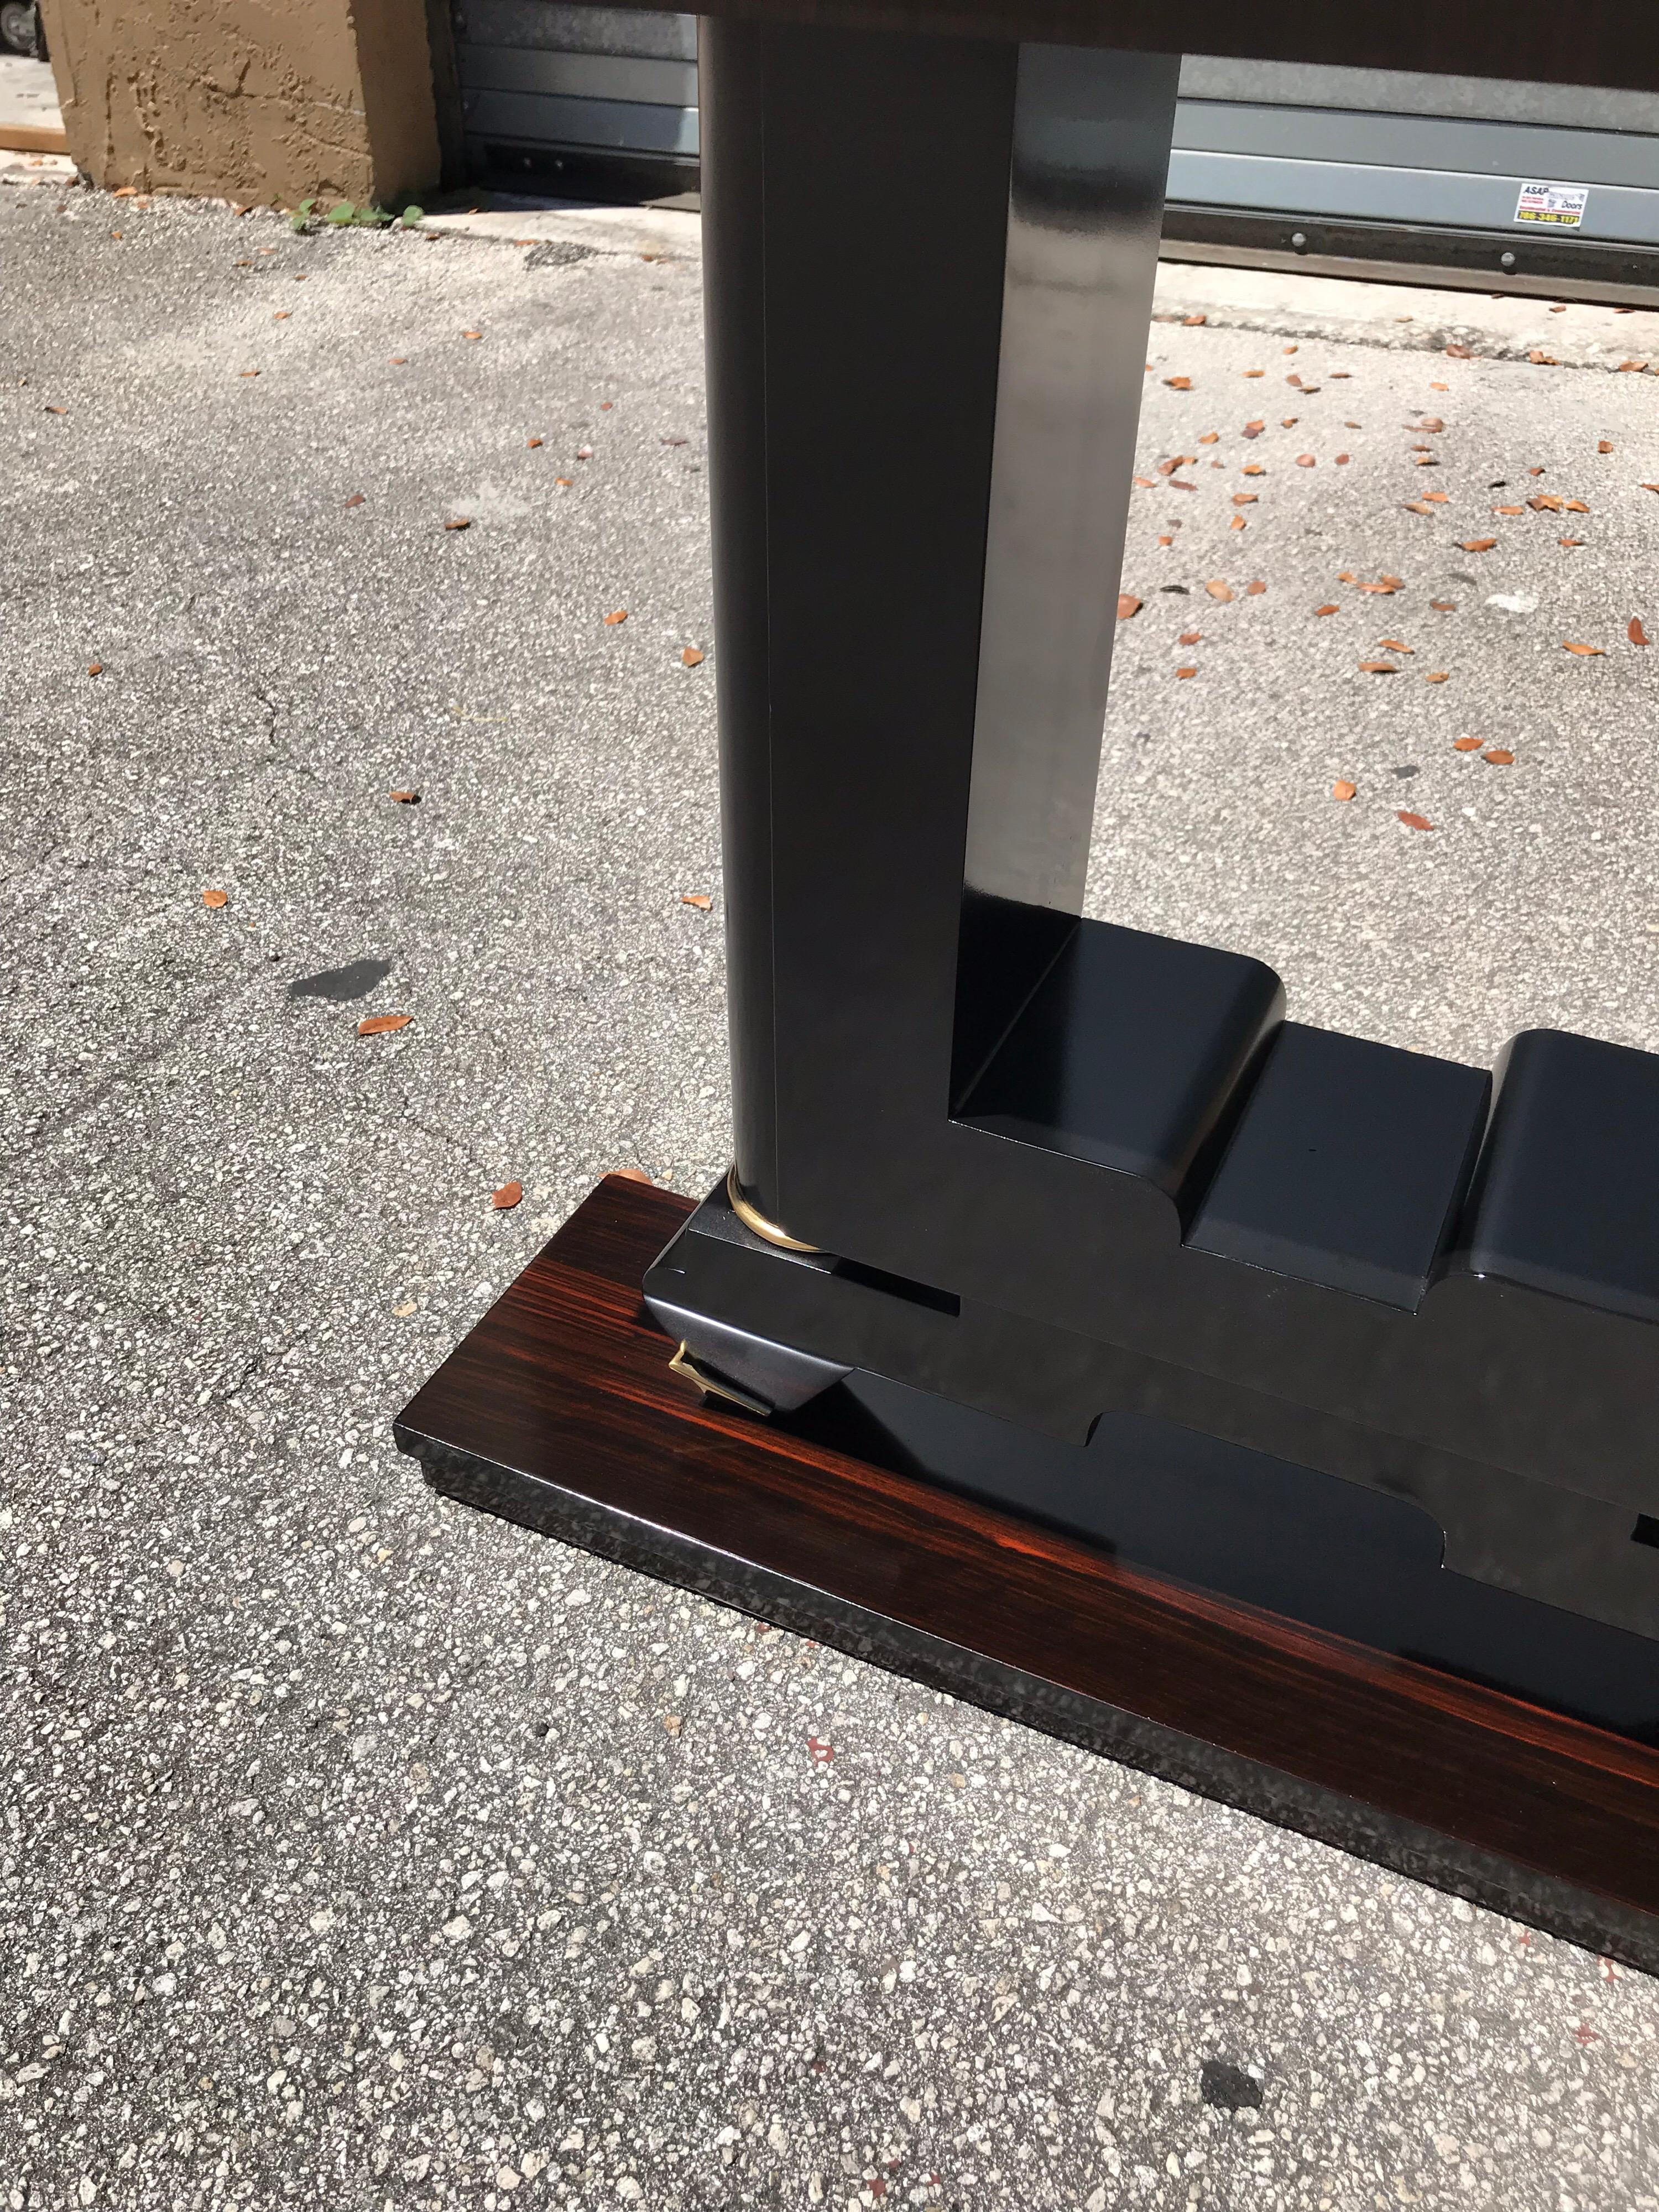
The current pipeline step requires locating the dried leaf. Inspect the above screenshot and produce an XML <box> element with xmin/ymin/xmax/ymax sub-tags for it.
<box><xmin>555</xmin><ymin>477</ymin><xmax>573</xmax><ymax>488</ymax></box>
<box><xmin>1618</xmin><ymin>361</ymin><xmax>1650</xmax><ymax>373</ymax></box>
<box><xmin>1644</xmin><ymin>484</ymin><xmax>1659</xmax><ymax>495</ymax></box>
<box><xmin>1357</xmin><ymin>577</ymin><xmax>1404</xmax><ymax>594</ymax></box>
<box><xmin>1335</xmin><ymin>453</ymin><xmax>1350</xmax><ymax>465</ymax></box>
<box><xmin>1331</xmin><ymin>780</ymin><xmax>1356</xmax><ymax>802</ymax></box>
<box><xmin>1558</xmin><ymin>538</ymin><xmax>1585</xmax><ymax>548</ymax></box>
<box><xmin>1378</xmin><ymin>638</ymin><xmax>1413</xmax><ymax>653</ymax></box>
<box><xmin>86</xmin><ymin>661</ymin><xmax>103</xmax><ymax>676</ymax></box>
<box><xmin>1164</xmin><ymin>376</ymin><xmax>1192</xmax><ymax>390</ymax></box>
<box><xmin>1562</xmin><ymin>641</ymin><xmax>1604</xmax><ymax>656</ymax></box>
<box><xmin>1183</xmin><ymin>314</ymin><xmax>1206</xmax><ymax>326</ymax></box>
<box><xmin>1242</xmin><ymin>464</ymin><xmax>1265</xmax><ymax>477</ymax></box>
<box><xmin>1630</xmin><ymin>618</ymin><xmax>1650</xmax><ymax>646</ymax></box>
<box><xmin>1483</xmin><ymin>749</ymin><xmax>1515</xmax><ymax>766</ymax></box>
<box><xmin>1133</xmin><ymin>475</ymin><xmax>1154</xmax><ymax>489</ymax></box>
<box><xmin>1281</xmin><ymin>418</ymin><xmax>1298</xmax><ymax>428</ymax></box>
<box><xmin>238</xmin><ymin>369</ymin><xmax>260</xmax><ymax>379</ymax></box>
<box><xmin>43</xmin><ymin>403</ymin><xmax>66</xmax><ymax>415</ymax></box>
<box><xmin>1359</xmin><ymin>661</ymin><xmax>1401</xmax><ymax>674</ymax></box>
<box><xmin>1397</xmin><ymin>811</ymin><xmax>1434</xmax><ymax>831</ymax></box>
<box><xmin>1314</xmin><ymin>603</ymin><xmax>1339</xmax><ymax>617</ymax></box>
<box><xmin>680</xmin><ymin>893</ymin><xmax>713</xmax><ymax>910</ymax></box>
<box><xmin>1527</xmin><ymin>494</ymin><xmax>1563</xmax><ymax>512</ymax></box>
<box><xmin>1178</xmin><ymin>629</ymin><xmax>1201</xmax><ymax>645</ymax></box>
<box><xmin>444</xmin><ymin>517</ymin><xmax>472</xmax><ymax>531</ymax></box>
<box><xmin>1117</xmin><ymin>593</ymin><xmax>1142</xmax><ymax>620</ymax></box>
<box><xmin>1453</xmin><ymin>737</ymin><xmax>1482</xmax><ymax>752</ymax></box>
<box><xmin>1493</xmin><ymin>505</ymin><xmax>1524</xmax><ymax>516</ymax></box>
<box><xmin>343</xmin><ymin>492</ymin><xmax>365</xmax><ymax>508</ymax></box>
<box><xmin>1418</xmin><ymin>417</ymin><xmax>1445</xmax><ymax>433</ymax></box>
<box><xmin>1457</xmin><ymin>538</ymin><xmax>1498</xmax><ymax>552</ymax></box>
<box><xmin>272</xmin><ymin>310</ymin><xmax>291</xmax><ymax>321</ymax></box>
<box><xmin>1424</xmin><ymin>671</ymin><xmax>1449</xmax><ymax>684</ymax></box>
<box><xmin>1175</xmin><ymin>666</ymin><xmax>1198</xmax><ymax>679</ymax></box>
<box><xmin>681</xmin><ymin>646</ymin><xmax>705</xmax><ymax>666</ymax></box>
<box><xmin>1413</xmin><ymin>455</ymin><xmax>1439</xmax><ymax>467</ymax></box>
<box><xmin>1199</xmin><ymin>431</ymin><xmax>1219</xmax><ymax>445</ymax></box>
<box><xmin>1404</xmin><ymin>501</ymin><xmax>1438</xmax><ymax>516</ymax></box>
<box><xmin>603</xmin><ymin>609</ymin><xmax>629</xmax><ymax>625</ymax></box>
<box><xmin>357</xmin><ymin>1013</ymin><xmax>411</xmax><ymax>1035</ymax></box>
<box><xmin>1563</xmin><ymin>499</ymin><xmax>1589</xmax><ymax>513</ymax></box>
<box><xmin>1599</xmin><ymin>440</ymin><xmax>1614</xmax><ymax>453</ymax></box>
<box><xmin>1430</xmin><ymin>381</ymin><xmax>1449</xmax><ymax>391</ymax></box>
<box><xmin>1232</xmin><ymin>493</ymin><xmax>1258</xmax><ymax>507</ymax></box>
<box><xmin>1245</xmin><ymin>580</ymin><xmax>1266</xmax><ymax>596</ymax></box>
<box><xmin>611</xmin><ymin>1167</ymin><xmax>653</xmax><ymax>1182</ymax></box>
<box><xmin>201</xmin><ymin>887</ymin><xmax>228</xmax><ymax>909</ymax></box>
<box><xmin>1430</xmin><ymin>599</ymin><xmax>1457</xmax><ymax>611</ymax></box>
<box><xmin>1204</xmin><ymin>581</ymin><xmax>1234</xmax><ymax>603</ymax></box>
<box><xmin>389</xmin><ymin>789</ymin><xmax>421</xmax><ymax>803</ymax></box>
<box><xmin>527</xmin><ymin>436</ymin><xmax>543</xmax><ymax>448</ymax></box>
<box><xmin>1296</xmin><ymin>454</ymin><xmax>1316</xmax><ymax>468</ymax></box>
<box><xmin>1527</xmin><ymin>349</ymin><xmax>1556</xmax><ymax>366</ymax></box>
<box><xmin>491</xmin><ymin>1181</ymin><xmax>523</xmax><ymax>1209</ymax></box>
<box><xmin>1243</xmin><ymin>369</ymin><xmax>1265</xmax><ymax>378</ymax></box>
<box><xmin>1444</xmin><ymin>343</ymin><xmax>1473</xmax><ymax>359</ymax></box>
<box><xmin>462</xmin><ymin>329</ymin><xmax>482</xmax><ymax>340</ymax></box>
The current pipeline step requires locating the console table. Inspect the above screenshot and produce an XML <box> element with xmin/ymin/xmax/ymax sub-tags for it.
<box><xmin>400</xmin><ymin>1</ymin><xmax>1659</xmax><ymax>1972</ymax></box>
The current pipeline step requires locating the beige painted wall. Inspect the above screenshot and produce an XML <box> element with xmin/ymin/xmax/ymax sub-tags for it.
<box><xmin>36</xmin><ymin>0</ymin><xmax>442</xmax><ymax>206</ymax></box>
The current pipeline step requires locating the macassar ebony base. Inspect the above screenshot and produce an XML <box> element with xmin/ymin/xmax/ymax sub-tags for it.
<box><xmin>393</xmin><ymin>1175</ymin><xmax>1659</xmax><ymax>1976</ymax></box>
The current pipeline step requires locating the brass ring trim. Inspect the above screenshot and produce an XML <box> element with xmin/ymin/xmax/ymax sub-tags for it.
<box><xmin>726</xmin><ymin>1165</ymin><xmax>822</xmax><ymax>1253</ymax></box>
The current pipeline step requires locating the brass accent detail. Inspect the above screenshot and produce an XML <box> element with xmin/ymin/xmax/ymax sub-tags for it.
<box><xmin>667</xmin><ymin>1340</ymin><xmax>772</xmax><ymax>1418</ymax></box>
<box><xmin>726</xmin><ymin>1165</ymin><xmax>822</xmax><ymax>1253</ymax></box>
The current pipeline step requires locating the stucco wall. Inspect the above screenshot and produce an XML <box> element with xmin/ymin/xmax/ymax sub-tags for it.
<box><xmin>36</xmin><ymin>0</ymin><xmax>441</xmax><ymax>205</ymax></box>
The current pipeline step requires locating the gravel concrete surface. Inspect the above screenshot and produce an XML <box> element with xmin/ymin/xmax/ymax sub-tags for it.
<box><xmin>3</xmin><ymin>180</ymin><xmax>1658</xmax><ymax>2212</ymax></box>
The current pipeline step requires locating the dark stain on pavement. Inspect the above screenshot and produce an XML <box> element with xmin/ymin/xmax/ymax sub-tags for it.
<box><xmin>287</xmin><ymin>957</ymin><xmax>394</xmax><ymax>1003</ymax></box>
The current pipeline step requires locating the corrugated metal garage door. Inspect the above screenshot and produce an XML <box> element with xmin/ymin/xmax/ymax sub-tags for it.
<box><xmin>1167</xmin><ymin>58</ymin><xmax>1659</xmax><ymax>294</ymax></box>
<box><xmin>452</xmin><ymin>3</ymin><xmax>697</xmax><ymax>191</ymax></box>
<box><xmin>448</xmin><ymin>11</ymin><xmax>1659</xmax><ymax>287</ymax></box>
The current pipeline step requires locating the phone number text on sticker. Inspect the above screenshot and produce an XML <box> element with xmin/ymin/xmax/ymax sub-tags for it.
<box><xmin>1515</xmin><ymin>181</ymin><xmax>1588</xmax><ymax>227</ymax></box>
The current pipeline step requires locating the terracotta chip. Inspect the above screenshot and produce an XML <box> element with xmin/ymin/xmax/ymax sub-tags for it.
<box><xmin>1331</xmin><ymin>780</ymin><xmax>1356</xmax><ymax>802</ymax></box>
<box><xmin>1117</xmin><ymin>593</ymin><xmax>1142</xmax><ymax>620</ymax></box>
<box><xmin>491</xmin><ymin>1181</ymin><xmax>524</xmax><ymax>1209</ymax></box>
<box><xmin>1397</xmin><ymin>811</ymin><xmax>1434</xmax><ymax>831</ymax></box>
<box><xmin>201</xmin><ymin>888</ymin><xmax>228</xmax><ymax>909</ymax></box>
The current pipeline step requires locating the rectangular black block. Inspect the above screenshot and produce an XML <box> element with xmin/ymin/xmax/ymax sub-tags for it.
<box><xmin>1454</xmin><ymin>1028</ymin><xmax>1659</xmax><ymax>1323</ymax></box>
<box><xmin>1187</xmin><ymin>1024</ymin><xmax>1491</xmax><ymax>1308</ymax></box>
<box><xmin>957</xmin><ymin>916</ymin><xmax>1284</xmax><ymax>1198</ymax></box>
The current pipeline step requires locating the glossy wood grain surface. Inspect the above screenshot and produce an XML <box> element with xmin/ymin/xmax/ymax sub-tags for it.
<box><xmin>675</xmin><ymin>1</ymin><xmax>1659</xmax><ymax>94</ymax></box>
<box><xmin>396</xmin><ymin>1176</ymin><xmax>1659</xmax><ymax>1966</ymax></box>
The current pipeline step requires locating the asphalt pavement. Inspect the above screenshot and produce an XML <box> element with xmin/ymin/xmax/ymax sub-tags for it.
<box><xmin>3</xmin><ymin>178</ymin><xmax>1658</xmax><ymax>2212</ymax></box>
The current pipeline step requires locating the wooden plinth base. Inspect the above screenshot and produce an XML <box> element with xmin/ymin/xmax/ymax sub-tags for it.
<box><xmin>395</xmin><ymin>1176</ymin><xmax>1659</xmax><ymax>1973</ymax></box>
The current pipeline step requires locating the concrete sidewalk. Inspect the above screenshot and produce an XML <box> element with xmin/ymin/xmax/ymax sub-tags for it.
<box><xmin>3</xmin><ymin>185</ymin><xmax>1658</xmax><ymax>2212</ymax></box>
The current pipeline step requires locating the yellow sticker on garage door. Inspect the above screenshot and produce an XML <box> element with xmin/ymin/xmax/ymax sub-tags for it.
<box><xmin>1514</xmin><ymin>181</ymin><xmax>1589</xmax><ymax>227</ymax></box>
